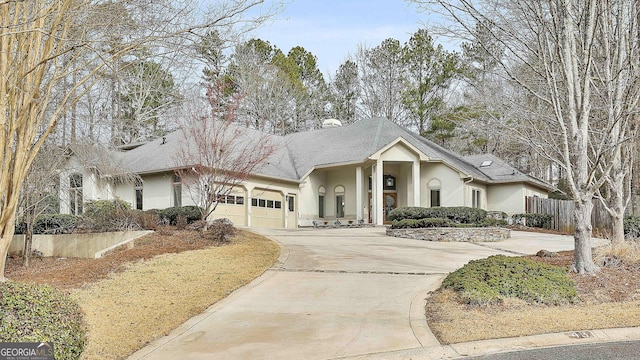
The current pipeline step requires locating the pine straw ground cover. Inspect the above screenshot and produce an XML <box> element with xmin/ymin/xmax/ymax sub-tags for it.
<box><xmin>5</xmin><ymin>228</ymin><xmax>280</xmax><ymax>360</ymax></box>
<box><xmin>426</xmin><ymin>242</ymin><xmax>640</xmax><ymax>344</ymax></box>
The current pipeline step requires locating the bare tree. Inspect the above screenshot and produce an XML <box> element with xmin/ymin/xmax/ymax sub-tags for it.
<box><xmin>414</xmin><ymin>0</ymin><xmax>640</xmax><ymax>274</ymax></box>
<box><xmin>174</xmin><ymin>81</ymin><xmax>277</xmax><ymax>229</ymax></box>
<box><xmin>18</xmin><ymin>144</ymin><xmax>67</xmax><ymax>267</ymax></box>
<box><xmin>0</xmin><ymin>0</ymin><xmax>279</xmax><ymax>280</ymax></box>
<box><xmin>356</xmin><ymin>40</ymin><xmax>407</xmax><ymax>124</ymax></box>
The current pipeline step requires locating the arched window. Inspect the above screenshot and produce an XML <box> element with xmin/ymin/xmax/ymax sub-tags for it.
<box><xmin>428</xmin><ymin>179</ymin><xmax>441</xmax><ymax>207</ymax></box>
<box><xmin>318</xmin><ymin>186</ymin><xmax>326</xmax><ymax>218</ymax></box>
<box><xmin>69</xmin><ymin>173</ymin><xmax>83</xmax><ymax>215</ymax></box>
<box><xmin>335</xmin><ymin>185</ymin><xmax>345</xmax><ymax>218</ymax></box>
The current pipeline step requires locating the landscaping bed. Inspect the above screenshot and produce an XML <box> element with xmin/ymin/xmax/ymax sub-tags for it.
<box><xmin>426</xmin><ymin>246</ymin><xmax>640</xmax><ymax>344</ymax></box>
<box><xmin>386</xmin><ymin>206</ymin><xmax>510</xmax><ymax>242</ymax></box>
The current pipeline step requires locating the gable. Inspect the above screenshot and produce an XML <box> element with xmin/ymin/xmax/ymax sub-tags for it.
<box><xmin>371</xmin><ymin>138</ymin><xmax>429</xmax><ymax>162</ymax></box>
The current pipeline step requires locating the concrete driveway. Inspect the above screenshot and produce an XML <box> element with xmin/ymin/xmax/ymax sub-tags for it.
<box><xmin>128</xmin><ymin>227</ymin><xmax>602</xmax><ymax>360</ymax></box>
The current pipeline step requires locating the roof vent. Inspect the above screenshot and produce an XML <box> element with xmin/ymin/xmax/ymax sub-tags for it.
<box><xmin>480</xmin><ymin>160</ymin><xmax>493</xmax><ymax>167</ymax></box>
<box><xmin>322</xmin><ymin>118</ymin><xmax>342</xmax><ymax>128</ymax></box>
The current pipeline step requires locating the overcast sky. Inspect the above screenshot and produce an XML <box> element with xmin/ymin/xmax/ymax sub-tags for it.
<box><xmin>246</xmin><ymin>0</ymin><xmax>434</xmax><ymax>77</ymax></box>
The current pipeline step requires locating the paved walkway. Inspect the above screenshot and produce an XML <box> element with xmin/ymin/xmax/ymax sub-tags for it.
<box><xmin>128</xmin><ymin>227</ymin><xmax>613</xmax><ymax>360</ymax></box>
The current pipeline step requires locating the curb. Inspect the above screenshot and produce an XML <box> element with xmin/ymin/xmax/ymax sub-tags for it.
<box><xmin>337</xmin><ymin>326</ymin><xmax>640</xmax><ymax>359</ymax></box>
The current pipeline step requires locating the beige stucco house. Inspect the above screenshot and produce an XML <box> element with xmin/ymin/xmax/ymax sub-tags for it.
<box><xmin>60</xmin><ymin>117</ymin><xmax>551</xmax><ymax>228</ymax></box>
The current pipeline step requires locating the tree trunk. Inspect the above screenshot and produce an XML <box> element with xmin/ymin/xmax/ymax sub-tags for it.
<box><xmin>611</xmin><ymin>213</ymin><xmax>625</xmax><ymax>245</ymax></box>
<box><xmin>571</xmin><ymin>197</ymin><xmax>600</xmax><ymax>274</ymax></box>
<box><xmin>22</xmin><ymin>227</ymin><xmax>33</xmax><ymax>268</ymax></box>
<box><xmin>0</xmin><ymin>214</ymin><xmax>18</xmax><ymax>282</ymax></box>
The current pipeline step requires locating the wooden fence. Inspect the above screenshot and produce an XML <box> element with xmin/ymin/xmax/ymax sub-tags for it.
<box><xmin>524</xmin><ymin>196</ymin><xmax>611</xmax><ymax>235</ymax></box>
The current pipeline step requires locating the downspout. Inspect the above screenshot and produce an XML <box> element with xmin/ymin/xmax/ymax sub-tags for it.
<box><xmin>464</xmin><ymin>176</ymin><xmax>474</xmax><ymax>207</ymax></box>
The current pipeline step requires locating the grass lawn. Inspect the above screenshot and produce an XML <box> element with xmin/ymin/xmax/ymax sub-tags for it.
<box><xmin>69</xmin><ymin>230</ymin><xmax>279</xmax><ymax>360</ymax></box>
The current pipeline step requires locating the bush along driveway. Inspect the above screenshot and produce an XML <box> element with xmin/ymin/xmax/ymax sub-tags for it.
<box><xmin>128</xmin><ymin>227</ymin><xmax>588</xmax><ymax>360</ymax></box>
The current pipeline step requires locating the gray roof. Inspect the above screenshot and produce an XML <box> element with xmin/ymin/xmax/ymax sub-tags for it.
<box><xmin>462</xmin><ymin>153</ymin><xmax>552</xmax><ymax>190</ymax></box>
<box><xmin>117</xmin><ymin>122</ymin><xmax>298</xmax><ymax>180</ymax></box>
<box><xmin>113</xmin><ymin>117</ymin><xmax>551</xmax><ymax>190</ymax></box>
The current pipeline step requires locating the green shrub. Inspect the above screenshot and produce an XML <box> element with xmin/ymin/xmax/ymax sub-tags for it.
<box><xmin>391</xmin><ymin>218</ymin><xmax>456</xmax><ymax>229</ymax></box>
<box><xmin>442</xmin><ymin>255</ymin><xmax>578</xmax><ymax>306</ymax></box>
<box><xmin>15</xmin><ymin>214</ymin><xmax>79</xmax><ymax>235</ymax></box>
<box><xmin>512</xmin><ymin>213</ymin><xmax>553</xmax><ymax>228</ymax></box>
<box><xmin>477</xmin><ymin>217</ymin><xmax>508</xmax><ymax>227</ymax></box>
<box><xmin>624</xmin><ymin>216</ymin><xmax>640</xmax><ymax>239</ymax></box>
<box><xmin>487</xmin><ymin>211</ymin><xmax>508</xmax><ymax>221</ymax></box>
<box><xmin>158</xmin><ymin>206</ymin><xmax>203</xmax><ymax>225</ymax></box>
<box><xmin>387</xmin><ymin>206</ymin><xmax>488</xmax><ymax>224</ymax></box>
<box><xmin>81</xmin><ymin>199</ymin><xmax>139</xmax><ymax>232</ymax></box>
<box><xmin>386</xmin><ymin>207</ymin><xmax>431</xmax><ymax>222</ymax></box>
<box><xmin>83</xmin><ymin>198</ymin><xmax>131</xmax><ymax>218</ymax></box>
<box><xmin>0</xmin><ymin>281</ymin><xmax>85</xmax><ymax>359</ymax></box>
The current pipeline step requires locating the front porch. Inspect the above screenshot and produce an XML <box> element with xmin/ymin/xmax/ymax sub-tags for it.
<box><xmin>299</xmin><ymin>159</ymin><xmax>423</xmax><ymax>227</ymax></box>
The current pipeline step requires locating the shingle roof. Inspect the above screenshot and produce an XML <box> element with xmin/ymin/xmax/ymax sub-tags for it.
<box><xmin>113</xmin><ymin>117</ymin><xmax>551</xmax><ymax>190</ymax></box>
<box><xmin>117</xmin><ymin>122</ymin><xmax>298</xmax><ymax>180</ymax></box>
<box><xmin>463</xmin><ymin>153</ymin><xmax>552</xmax><ymax>190</ymax></box>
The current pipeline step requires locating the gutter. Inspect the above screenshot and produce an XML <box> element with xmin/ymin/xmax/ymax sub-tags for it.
<box><xmin>464</xmin><ymin>176</ymin><xmax>474</xmax><ymax>207</ymax></box>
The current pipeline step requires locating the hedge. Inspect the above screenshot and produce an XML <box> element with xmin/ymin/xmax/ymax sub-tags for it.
<box><xmin>15</xmin><ymin>214</ymin><xmax>78</xmax><ymax>235</ymax></box>
<box><xmin>391</xmin><ymin>218</ymin><xmax>457</xmax><ymax>229</ymax></box>
<box><xmin>387</xmin><ymin>206</ymin><xmax>487</xmax><ymax>224</ymax></box>
<box><xmin>512</xmin><ymin>213</ymin><xmax>553</xmax><ymax>228</ymax></box>
<box><xmin>81</xmin><ymin>199</ymin><xmax>138</xmax><ymax>232</ymax></box>
<box><xmin>156</xmin><ymin>206</ymin><xmax>204</xmax><ymax>225</ymax></box>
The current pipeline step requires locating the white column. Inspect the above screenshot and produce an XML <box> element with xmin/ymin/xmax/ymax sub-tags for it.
<box><xmin>371</xmin><ymin>164</ymin><xmax>377</xmax><ymax>224</ymax></box>
<box><xmin>283</xmin><ymin>191</ymin><xmax>289</xmax><ymax>229</ymax></box>
<box><xmin>413</xmin><ymin>161</ymin><xmax>421</xmax><ymax>206</ymax></box>
<box><xmin>356</xmin><ymin>166</ymin><xmax>363</xmax><ymax>222</ymax></box>
<box><xmin>246</xmin><ymin>185</ymin><xmax>254</xmax><ymax>227</ymax></box>
<box><xmin>376</xmin><ymin>159</ymin><xmax>384</xmax><ymax>225</ymax></box>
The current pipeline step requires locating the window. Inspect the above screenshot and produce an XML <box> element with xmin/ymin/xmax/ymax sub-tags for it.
<box><xmin>472</xmin><ymin>189</ymin><xmax>481</xmax><ymax>209</ymax></box>
<box><xmin>430</xmin><ymin>189</ymin><xmax>441</xmax><ymax>207</ymax></box>
<box><xmin>172</xmin><ymin>174</ymin><xmax>182</xmax><ymax>207</ymax></box>
<box><xmin>288</xmin><ymin>195</ymin><xmax>295</xmax><ymax>212</ymax></box>
<box><xmin>69</xmin><ymin>173</ymin><xmax>83</xmax><ymax>215</ymax></box>
<box><xmin>318</xmin><ymin>195</ymin><xmax>325</xmax><ymax>218</ymax></box>
<box><xmin>134</xmin><ymin>178</ymin><xmax>143</xmax><ymax>210</ymax></box>
<box><xmin>252</xmin><ymin>197</ymin><xmax>282</xmax><ymax>208</ymax></box>
<box><xmin>236</xmin><ymin>196</ymin><xmax>245</xmax><ymax>205</ymax></box>
<box><xmin>318</xmin><ymin>186</ymin><xmax>326</xmax><ymax>218</ymax></box>
<box><xmin>428</xmin><ymin>179</ymin><xmax>442</xmax><ymax>208</ymax></box>
<box><xmin>226</xmin><ymin>195</ymin><xmax>236</xmax><ymax>205</ymax></box>
<box><xmin>335</xmin><ymin>186</ymin><xmax>344</xmax><ymax>218</ymax></box>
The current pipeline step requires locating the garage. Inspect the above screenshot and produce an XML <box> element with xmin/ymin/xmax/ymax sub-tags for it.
<box><xmin>211</xmin><ymin>188</ymin><xmax>247</xmax><ymax>226</ymax></box>
<box><xmin>250</xmin><ymin>189</ymin><xmax>284</xmax><ymax>228</ymax></box>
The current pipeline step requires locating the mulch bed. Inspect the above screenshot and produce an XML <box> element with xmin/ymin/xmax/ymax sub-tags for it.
<box><xmin>528</xmin><ymin>250</ymin><xmax>640</xmax><ymax>303</ymax></box>
<box><xmin>5</xmin><ymin>226</ymin><xmax>222</xmax><ymax>290</ymax></box>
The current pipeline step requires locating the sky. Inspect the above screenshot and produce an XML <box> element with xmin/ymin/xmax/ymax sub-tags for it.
<box><xmin>246</xmin><ymin>0</ymin><xmax>436</xmax><ymax>77</ymax></box>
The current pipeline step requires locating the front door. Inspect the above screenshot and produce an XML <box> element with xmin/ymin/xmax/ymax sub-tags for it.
<box><xmin>383</xmin><ymin>193</ymin><xmax>397</xmax><ymax>223</ymax></box>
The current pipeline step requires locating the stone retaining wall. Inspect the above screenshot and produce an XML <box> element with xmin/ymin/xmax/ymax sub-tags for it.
<box><xmin>386</xmin><ymin>227</ymin><xmax>510</xmax><ymax>242</ymax></box>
